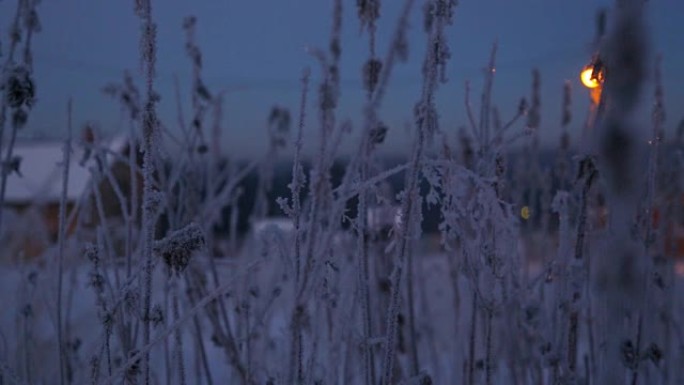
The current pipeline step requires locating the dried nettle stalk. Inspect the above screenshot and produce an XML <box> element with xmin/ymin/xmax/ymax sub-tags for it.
<box><xmin>0</xmin><ymin>0</ymin><xmax>40</xmax><ymax>232</ymax></box>
<box><xmin>134</xmin><ymin>0</ymin><xmax>160</xmax><ymax>382</ymax></box>
<box><xmin>593</xmin><ymin>1</ymin><xmax>649</xmax><ymax>384</ymax></box>
<box><xmin>381</xmin><ymin>2</ymin><xmax>457</xmax><ymax>384</ymax></box>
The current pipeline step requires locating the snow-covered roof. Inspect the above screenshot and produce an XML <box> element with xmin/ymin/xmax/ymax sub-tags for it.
<box><xmin>4</xmin><ymin>135</ymin><xmax>128</xmax><ymax>204</ymax></box>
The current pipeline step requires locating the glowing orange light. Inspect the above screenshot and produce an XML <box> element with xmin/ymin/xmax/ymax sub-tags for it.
<box><xmin>580</xmin><ymin>66</ymin><xmax>601</xmax><ymax>89</ymax></box>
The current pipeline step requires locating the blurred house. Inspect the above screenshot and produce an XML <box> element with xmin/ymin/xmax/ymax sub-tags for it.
<box><xmin>0</xmin><ymin>132</ymin><xmax>137</xmax><ymax>261</ymax></box>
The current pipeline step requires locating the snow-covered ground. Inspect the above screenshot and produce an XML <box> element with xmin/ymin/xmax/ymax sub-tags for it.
<box><xmin>1</xmin><ymin>230</ymin><xmax>683</xmax><ymax>384</ymax></box>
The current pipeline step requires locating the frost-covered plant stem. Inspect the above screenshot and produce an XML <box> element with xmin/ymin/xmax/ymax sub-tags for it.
<box><xmin>163</xmin><ymin>282</ymin><xmax>172</xmax><ymax>385</ymax></box>
<box><xmin>284</xmin><ymin>68</ymin><xmax>309</xmax><ymax>385</ymax></box>
<box><xmin>567</xmin><ymin>157</ymin><xmax>597</xmax><ymax>379</ymax></box>
<box><xmin>288</xmin><ymin>66</ymin><xmax>307</xmax><ymax>283</ymax></box>
<box><xmin>381</xmin><ymin>3</ymin><xmax>457</xmax><ymax>381</ymax></box>
<box><xmin>466</xmin><ymin>291</ymin><xmax>477</xmax><ymax>385</ymax></box>
<box><xmin>0</xmin><ymin>96</ymin><xmax>23</xmax><ymax>235</ymax></box>
<box><xmin>190</xmin><ymin>308</ymin><xmax>213</xmax><ymax>385</ymax></box>
<box><xmin>56</xmin><ymin>99</ymin><xmax>73</xmax><ymax>385</ymax></box>
<box><xmin>134</xmin><ymin>0</ymin><xmax>159</xmax><ymax>382</ymax></box>
<box><xmin>0</xmin><ymin>0</ymin><xmax>26</xmax><ymax>233</ymax></box>
<box><xmin>480</xmin><ymin>44</ymin><xmax>500</xmax><ymax>385</ymax></box>
<box><xmin>355</xmin><ymin>0</ymin><xmax>384</xmax><ymax>380</ymax></box>
<box><xmin>22</xmin><ymin>300</ymin><xmax>32</xmax><ymax>384</ymax></box>
<box><xmin>172</xmin><ymin>278</ymin><xmax>186</xmax><ymax>385</ymax></box>
<box><xmin>406</xmin><ymin>242</ymin><xmax>420</xmax><ymax>376</ymax></box>
<box><xmin>297</xmin><ymin>51</ymin><xmax>339</xmax><ymax>301</ymax></box>
<box><xmin>484</xmin><ymin>308</ymin><xmax>494</xmax><ymax>385</ymax></box>
<box><xmin>355</xmin><ymin>167</ymin><xmax>375</xmax><ymax>385</ymax></box>
<box><xmin>479</xmin><ymin>43</ymin><xmax>497</xmax><ymax>156</ymax></box>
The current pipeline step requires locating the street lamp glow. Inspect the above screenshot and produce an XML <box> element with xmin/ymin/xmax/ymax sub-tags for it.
<box><xmin>581</xmin><ymin>66</ymin><xmax>601</xmax><ymax>89</ymax></box>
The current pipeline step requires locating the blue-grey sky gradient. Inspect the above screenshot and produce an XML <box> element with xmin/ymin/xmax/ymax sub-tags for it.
<box><xmin>2</xmin><ymin>0</ymin><xmax>682</xmax><ymax>157</ymax></box>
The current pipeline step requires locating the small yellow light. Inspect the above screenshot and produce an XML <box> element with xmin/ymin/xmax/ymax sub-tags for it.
<box><xmin>520</xmin><ymin>206</ymin><xmax>530</xmax><ymax>220</ymax></box>
<box><xmin>581</xmin><ymin>67</ymin><xmax>601</xmax><ymax>89</ymax></box>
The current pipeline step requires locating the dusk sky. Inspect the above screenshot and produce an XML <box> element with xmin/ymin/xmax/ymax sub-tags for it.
<box><xmin>2</xmin><ymin>0</ymin><xmax>683</xmax><ymax>158</ymax></box>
